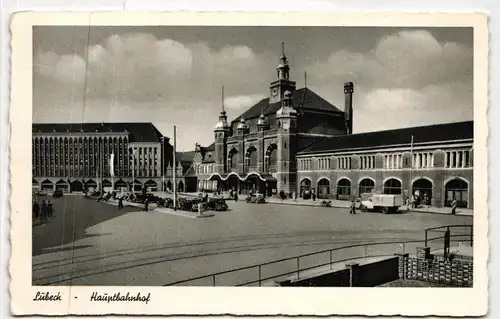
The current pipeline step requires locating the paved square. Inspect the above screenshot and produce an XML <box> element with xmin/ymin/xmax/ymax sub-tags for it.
<box><xmin>32</xmin><ymin>195</ymin><xmax>473</xmax><ymax>286</ymax></box>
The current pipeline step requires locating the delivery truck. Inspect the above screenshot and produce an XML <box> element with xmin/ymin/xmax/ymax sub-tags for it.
<box><xmin>359</xmin><ymin>193</ymin><xmax>404</xmax><ymax>214</ymax></box>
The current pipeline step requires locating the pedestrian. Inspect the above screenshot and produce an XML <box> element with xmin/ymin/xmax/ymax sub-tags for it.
<box><xmin>234</xmin><ymin>192</ymin><xmax>239</xmax><ymax>202</ymax></box>
<box><xmin>451</xmin><ymin>198</ymin><xmax>457</xmax><ymax>215</ymax></box>
<box><xmin>47</xmin><ymin>201</ymin><xmax>53</xmax><ymax>217</ymax></box>
<box><xmin>292</xmin><ymin>191</ymin><xmax>296</xmax><ymax>202</ymax></box>
<box><xmin>118</xmin><ymin>197</ymin><xmax>124</xmax><ymax>209</ymax></box>
<box><xmin>41</xmin><ymin>200</ymin><xmax>47</xmax><ymax>220</ymax></box>
<box><xmin>312</xmin><ymin>191</ymin><xmax>316</xmax><ymax>202</ymax></box>
<box><xmin>33</xmin><ymin>202</ymin><xmax>40</xmax><ymax>219</ymax></box>
<box><xmin>198</xmin><ymin>201</ymin><xmax>203</xmax><ymax>216</ymax></box>
<box><xmin>144</xmin><ymin>199</ymin><xmax>149</xmax><ymax>212</ymax></box>
<box><xmin>405</xmin><ymin>197</ymin><xmax>411</xmax><ymax>212</ymax></box>
<box><xmin>349</xmin><ymin>199</ymin><xmax>356</xmax><ymax>215</ymax></box>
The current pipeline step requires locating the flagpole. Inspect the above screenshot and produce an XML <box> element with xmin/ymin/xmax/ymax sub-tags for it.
<box><xmin>161</xmin><ymin>137</ymin><xmax>165</xmax><ymax>194</ymax></box>
<box><xmin>132</xmin><ymin>150</ymin><xmax>135</xmax><ymax>193</ymax></box>
<box><xmin>410</xmin><ymin>135</ymin><xmax>414</xmax><ymax>199</ymax></box>
<box><xmin>173</xmin><ymin>125</ymin><xmax>177</xmax><ymax>211</ymax></box>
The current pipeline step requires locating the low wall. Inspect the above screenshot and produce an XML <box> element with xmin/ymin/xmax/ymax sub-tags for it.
<box><xmin>353</xmin><ymin>257</ymin><xmax>400</xmax><ymax>287</ymax></box>
<box><xmin>398</xmin><ymin>251</ymin><xmax>473</xmax><ymax>287</ymax></box>
<box><xmin>280</xmin><ymin>269</ymin><xmax>351</xmax><ymax>287</ymax></box>
<box><xmin>275</xmin><ymin>249</ymin><xmax>473</xmax><ymax>287</ymax></box>
<box><xmin>276</xmin><ymin>257</ymin><xmax>399</xmax><ymax>287</ymax></box>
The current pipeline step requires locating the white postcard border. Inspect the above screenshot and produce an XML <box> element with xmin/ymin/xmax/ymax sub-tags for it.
<box><xmin>9</xmin><ymin>11</ymin><xmax>489</xmax><ymax>316</ymax></box>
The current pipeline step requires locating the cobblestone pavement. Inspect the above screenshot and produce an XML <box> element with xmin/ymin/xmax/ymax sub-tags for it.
<box><xmin>32</xmin><ymin>196</ymin><xmax>473</xmax><ymax>286</ymax></box>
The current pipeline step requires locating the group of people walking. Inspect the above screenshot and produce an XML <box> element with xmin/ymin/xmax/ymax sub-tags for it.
<box><xmin>32</xmin><ymin>200</ymin><xmax>54</xmax><ymax>221</ymax></box>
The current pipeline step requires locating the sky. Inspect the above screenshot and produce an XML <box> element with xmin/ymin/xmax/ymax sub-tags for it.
<box><xmin>33</xmin><ymin>26</ymin><xmax>474</xmax><ymax>151</ymax></box>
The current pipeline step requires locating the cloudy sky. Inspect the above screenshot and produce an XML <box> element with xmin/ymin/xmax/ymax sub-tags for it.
<box><xmin>33</xmin><ymin>26</ymin><xmax>473</xmax><ymax>151</ymax></box>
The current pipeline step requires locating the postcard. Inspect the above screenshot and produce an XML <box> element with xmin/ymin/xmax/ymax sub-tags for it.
<box><xmin>9</xmin><ymin>11</ymin><xmax>488</xmax><ymax>316</ymax></box>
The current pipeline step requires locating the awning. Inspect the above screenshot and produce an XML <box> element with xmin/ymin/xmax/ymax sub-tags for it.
<box><xmin>244</xmin><ymin>172</ymin><xmax>277</xmax><ymax>182</ymax></box>
<box><xmin>208</xmin><ymin>171</ymin><xmax>276</xmax><ymax>182</ymax></box>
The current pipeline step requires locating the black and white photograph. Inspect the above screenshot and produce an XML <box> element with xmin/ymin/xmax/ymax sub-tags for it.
<box><xmin>9</xmin><ymin>12</ymin><xmax>488</xmax><ymax>316</ymax></box>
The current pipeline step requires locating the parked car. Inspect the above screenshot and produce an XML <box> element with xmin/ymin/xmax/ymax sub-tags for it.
<box><xmin>246</xmin><ymin>193</ymin><xmax>266</xmax><ymax>204</ymax></box>
<box><xmin>190</xmin><ymin>198</ymin><xmax>204</xmax><ymax>212</ymax></box>
<box><xmin>164</xmin><ymin>198</ymin><xmax>175</xmax><ymax>208</ymax></box>
<box><xmin>206</xmin><ymin>198</ymin><xmax>229</xmax><ymax>211</ymax></box>
<box><xmin>177</xmin><ymin>198</ymin><xmax>194</xmax><ymax>211</ymax></box>
<box><xmin>53</xmin><ymin>189</ymin><xmax>64</xmax><ymax>199</ymax></box>
<box><xmin>36</xmin><ymin>191</ymin><xmax>48</xmax><ymax>196</ymax></box>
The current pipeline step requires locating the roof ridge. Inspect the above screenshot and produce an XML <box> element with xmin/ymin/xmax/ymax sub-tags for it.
<box><xmin>348</xmin><ymin>120</ymin><xmax>473</xmax><ymax>136</ymax></box>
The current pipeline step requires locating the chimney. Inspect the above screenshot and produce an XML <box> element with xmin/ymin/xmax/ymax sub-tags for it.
<box><xmin>344</xmin><ymin>82</ymin><xmax>354</xmax><ymax>134</ymax></box>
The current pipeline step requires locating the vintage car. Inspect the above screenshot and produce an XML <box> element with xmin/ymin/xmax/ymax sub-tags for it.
<box><xmin>206</xmin><ymin>198</ymin><xmax>229</xmax><ymax>211</ymax></box>
<box><xmin>246</xmin><ymin>193</ymin><xmax>266</xmax><ymax>204</ymax></box>
<box><xmin>53</xmin><ymin>189</ymin><xmax>64</xmax><ymax>199</ymax></box>
<box><xmin>176</xmin><ymin>198</ymin><xmax>194</xmax><ymax>211</ymax></box>
<box><xmin>189</xmin><ymin>198</ymin><xmax>204</xmax><ymax>212</ymax></box>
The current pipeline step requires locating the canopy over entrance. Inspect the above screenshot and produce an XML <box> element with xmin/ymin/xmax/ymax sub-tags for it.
<box><xmin>207</xmin><ymin>172</ymin><xmax>277</xmax><ymax>196</ymax></box>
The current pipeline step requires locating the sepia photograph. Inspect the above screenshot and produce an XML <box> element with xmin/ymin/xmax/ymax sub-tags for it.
<box><xmin>9</xmin><ymin>12</ymin><xmax>488</xmax><ymax>316</ymax></box>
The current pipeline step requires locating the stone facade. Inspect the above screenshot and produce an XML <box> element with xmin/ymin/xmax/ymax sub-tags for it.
<box><xmin>297</xmin><ymin>145</ymin><xmax>474</xmax><ymax>208</ymax></box>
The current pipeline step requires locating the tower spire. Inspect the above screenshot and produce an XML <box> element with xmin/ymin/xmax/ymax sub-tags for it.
<box><xmin>282</xmin><ymin>42</ymin><xmax>285</xmax><ymax>57</ymax></box>
<box><xmin>221</xmin><ymin>85</ymin><xmax>225</xmax><ymax>113</ymax></box>
<box><xmin>304</xmin><ymin>70</ymin><xmax>307</xmax><ymax>88</ymax></box>
<box><xmin>214</xmin><ymin>85</ymin><xmax>229</xmax><ymax>131</ymax></box>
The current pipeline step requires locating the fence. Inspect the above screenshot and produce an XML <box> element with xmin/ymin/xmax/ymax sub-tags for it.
<box><xmin>424</xmin><ymin>225</ymin><xmax>473</xmax><ymax>248</ymax></box>
<box><xmin>164</xmin><ymin>231</ymin><xmax>470</xmax><ymax>287</ymax></box>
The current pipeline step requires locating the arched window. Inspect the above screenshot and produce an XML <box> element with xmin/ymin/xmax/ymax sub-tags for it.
<box><xmin>317</xmin><ymin>178</ymin><xmax>330</xmax><ymax>199</ymax></box>
<box><xmin>383</xmin><ymin>178</ymin><xmax>402</xmax><ymax>195</ymax></box>
<box><xmin>336</xmin><ymin>179</ymin><xmax>351</xmax><ymax>201</ymax></box>
<box><xmin>445</xmin><ymin>179</ymin><xmax>468</xmax><ymax>208</ymax></box>
<box><xmin>228</xmin><ymin>148</ymin><xmax>238</xmax><ymax>171</ymax></box>
<box><xmin>359</xmin><ymin>178</ymin><xmax>375</xmax><ymax>195</ymax></box>
<box><xmin>246</xmin><ymin>146</ymin><xmax>258</xmax><ymax>169</ymax></box>
<box><xmin>412</xmin><ymin>178</ymin><xmax>433</xmax><ymax>205</ymax></box>
<box><xmin>300</xmin><ymin>178</ymin><xmax>312</xmax><ymax>198</ymax></box>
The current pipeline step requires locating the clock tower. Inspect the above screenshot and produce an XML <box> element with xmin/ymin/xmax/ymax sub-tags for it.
<box><xmin>269</xmin><ymin>43</ymin><xmax>296</xmax><ymax>104</ymax></box>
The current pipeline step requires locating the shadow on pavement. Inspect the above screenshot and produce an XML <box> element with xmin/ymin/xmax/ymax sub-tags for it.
<box><xmin>32</xmin><ymin>195</ymin><xmax>137</xmax><ymax>256</ymax></box>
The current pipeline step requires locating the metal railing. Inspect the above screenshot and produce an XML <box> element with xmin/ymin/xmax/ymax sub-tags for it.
<box><xmin>164</xmin><ymin>236</ymin><xmax>466</xmax><ymax>287</ymax></box>
<box><xmin>165</xmin><ymin>225</ymin><xmax>474</xmax><ymax>287</ymax></box>
<box><xmin>424</xmin><ymin>224</ymin><xmax>473</xmax><ymax>247</ymax></box>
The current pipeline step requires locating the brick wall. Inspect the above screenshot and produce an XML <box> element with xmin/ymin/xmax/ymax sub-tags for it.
<box><xmin>396</xmin><ymin>252</ymin><xmax>473</xmax><ymax>287</ymax></box>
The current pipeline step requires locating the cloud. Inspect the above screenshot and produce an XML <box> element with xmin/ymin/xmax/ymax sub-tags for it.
<box><xmin>33</xmin><ymin>34</ymin><xmax>268</xmax><ymax>103</ymax></box>
<box><xmin>310</xmin><ymin>30</ymin><xmax>472</xmax><ymax>89</ymax></box>
<box><xmin>33</xmin><ymin>29</ymin><xmax>473</xmax><ymax>149</ymax></box>
<box><xmin>306</xmin><ymin>30</ymin><xmax>473</xmax><ymax>133</ymax></box>
<box><xmin>224</xmin><ymin>94</ymin><xmax>266</xmax><ymax>111</ymax></box>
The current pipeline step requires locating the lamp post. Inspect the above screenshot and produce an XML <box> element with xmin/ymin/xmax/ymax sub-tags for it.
<box><xmin>132</xmin><ymin>149</ymin><xmax>137</xmax><ymax>193</ymax></box>
<box><xmin>161</xmin><ymin>137</ymin><xmax>165</xmax><ymax>194</ymax></box>
<box><xmin>173</xmin><ymin>125</ymin><xmax>177</xmax><ymax>211</ymax></box>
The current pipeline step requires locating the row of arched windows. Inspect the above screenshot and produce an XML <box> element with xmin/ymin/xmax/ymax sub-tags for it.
<box><xmin>297</xmin><ymin>177</ymin><xmax>469</xmax><ymax>207</ymax></box>
<box><xmin>226</xmin><ymin>144</ymin><xmax>278</xmax><ymax>172</ymax></box>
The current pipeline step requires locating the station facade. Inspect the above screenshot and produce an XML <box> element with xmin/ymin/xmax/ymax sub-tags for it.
<box><xmin>186</xmin><ymin>44</ymin><xmax>474</xmax><ymax>209</ymax></box>
<box><xmin>31</xmin><ymin>122</ymin><xmax>187</xmax><ymax>193</ymax></box>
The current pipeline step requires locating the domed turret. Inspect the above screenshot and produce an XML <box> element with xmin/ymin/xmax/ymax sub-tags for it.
<box><xmin>237</xmin><ymin>117</ymin><xmax>248</xmax><ymax>131</ymax></box>
<box><xmin>214</xmin><ymin>113</ymin><xmax>230</xmax><ymax>131</ymax></box>
<box><xmin>276</xmin><ymin>90</ymin><xmax>297</xmax><ymax>118</ymax></box>
<box><xmin>257</xmin><ymin>112</ymin><xmax>267</xmax><ymax>126</ymax></box>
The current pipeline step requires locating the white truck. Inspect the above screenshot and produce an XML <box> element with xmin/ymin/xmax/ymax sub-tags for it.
<box><xmin>359</xmin><ymin>193</ymin><xmax>404</xmax><ymax>214</ymax></box>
